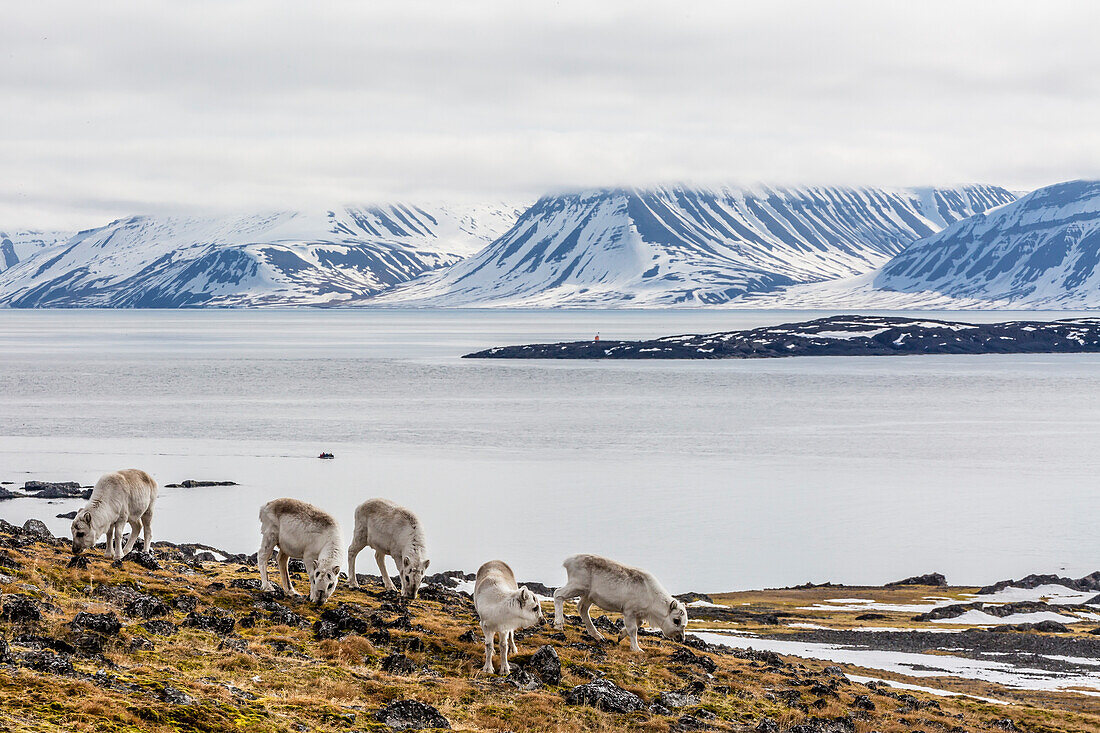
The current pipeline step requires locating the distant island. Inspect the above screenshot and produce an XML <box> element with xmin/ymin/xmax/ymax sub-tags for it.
<box><xmin>463</xmin><ymin>315</ymin><xmax>1100</xmax><ymax>359</ymax></box>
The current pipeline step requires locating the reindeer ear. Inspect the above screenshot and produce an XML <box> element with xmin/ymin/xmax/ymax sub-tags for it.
<box><xmin>403</xmin><ymin>556</ymin><xmax>411</xmax><ymax>568</ymax></box>
<box><xmin>83</xmin><ymin>511</ymin><xmax>92</xmax><ymax>523</ymax></box>
<box><xmin>669</xmin><ymin>600</ymin><xmax>678</xmax><ymax>613</ymax></box>
<box><xmin>421</xmin><ymin>559</ymin><xmax>430</xmax><ymax>570</ymax></box>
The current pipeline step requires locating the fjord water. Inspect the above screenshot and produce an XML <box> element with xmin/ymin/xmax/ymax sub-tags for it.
<box><xmin>1</xmin><ymin>309</ymin><xmax>1097</xmax><ymax>592</ymax></box>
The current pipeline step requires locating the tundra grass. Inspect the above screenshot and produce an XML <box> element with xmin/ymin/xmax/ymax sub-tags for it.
<box><xmin>0</xmin><ymin>533</ymin><xmax>1097</xmax><ymax>732</ymax></box>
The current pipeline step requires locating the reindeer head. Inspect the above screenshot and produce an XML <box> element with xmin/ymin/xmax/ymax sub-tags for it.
<box><xmin>310</xmin><ymin>562</ymin><xmax>341</xmax><ymax>605</ymax></box>
<box><xmin>401</xmin><ymin>554</ymin><xmax>429</xmax><ymax>599</ymax></box>
<box><xmin>70</xmin><ymin>510</ymin><xmax>97</xmax><ymax>554</ymax></box>
<box><xmin>659</xmin><ymin>599</ymin><xmax>688</xmax><ymax>641</ymax></box>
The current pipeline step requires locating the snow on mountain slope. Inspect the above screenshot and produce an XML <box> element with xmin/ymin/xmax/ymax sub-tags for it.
<box><xmin>0</xmin><ymin>204</ymin><xmax>525</xmax><ymax>307</ymax></box>
<box><xmin>0</xmin><ymin>230</ymin><xmax>72</xmax><ymax>273</ymax></box>
<box><xmin>871</xmin><ymin>180</ymin><xmax>1100</xmax><ymax>308</ymax></box>
<box><xmin>375</xmin><ymin>184</ymin><xmax>1016</xmax><ymax>307</ymax></box>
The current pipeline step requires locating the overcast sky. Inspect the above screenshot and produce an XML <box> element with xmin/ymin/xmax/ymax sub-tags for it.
<box><xmin>4</xmin><ymin>0</ymin><xmax>1100</xmax><ymax>229</ymax></box>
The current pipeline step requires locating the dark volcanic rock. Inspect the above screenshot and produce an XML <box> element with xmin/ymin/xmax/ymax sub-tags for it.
<box><xmin>457</xmin><ymin>629</ymin><xmax>479</xmax><ymax>643</ymax></box>
<box><xmin>256</xmin><ymin>600</ymin><xmax>308</xmax><ymax>628</ymax></box>
<box><xmin>56</xmin><ymin>511</ymin><xmax>78</xmax><ymax>519</ymax></box>
<box><xmin>124</xmin><ymin>593</ymin><xmax>170</xmax><ymax>619</ymax></box>
<box><xmin>886</xmin><ymin>572</ymin><xmax>946</xmax><ymax>587</ymax></box>
<box><xmin>1</xmin><ymin>594</ymin><xmax>42</xmax><ymax>624</ymax></box>
<box><xmin>380</xmin><ymin>652</ymin><xmax>418</xmax><ymax>675</ymax></box>
<box><xmin>122</xmin><ymin>550</ymin><xmax>160</xmax><ymax>570</ymax></box>
<box><xmin>914</xmin><ymin>600</ymin><xmax>1071</xmax><ymax>622</ymax></box>
<box><xmin>181</xmin><ymin>610</ymin><xmax>235</xmax><ymax>635</ymax></box>
<box><xmin>66</xmin><ymin>555</ymin><xmax>89</xmax><ymax>569</ymax></box>
<box><xmin>674</xmin><ymin>591</ymin><xmax>713</xmax><ymax>604</ymax></box>
<box><xmin>162</xmin><ymin>684</ymin><xmax>195</xmax><ymax>705</ymax></box>
<box><xmin>0</xmin><ymin>550</ymin><xmax>20</xmax><ymax>570</ymax></box>
<box><xmin>314</xmin><ymin>604</ymin><xmax>370</xmax><ymax>639</ymax></box>
<box><xmin>165</xmin><ymin>480</ymin><xmax>238</xmax><ymax>488</ymax></box>
<box><xmin>24</xmin><ymin>481</ymin><xmax>85</xmax><ymax>499</ymax></box>
<box><xmin>18</xmin><ymin>649</ymin><xmax>75</xmax><ymax>675</ymax></box>
<box><xmin>788</xmin><ymin>717</ymin><xmax>856</xmax><ymax>733</ymax></box>
<box><xmin>980</xmin><ymin>571</ymin><xmax>1100</xmax><ymax>594</ymax></box>
<box><xmin>529</xmin><ymin>644</ymin><xmax>561</xmax><ymax>685</ymax></box>
<box><xmin>142</xmin><ymin>619</ymin><xmax>177</xmax><ymax>636</ymax></box>
<box><xmin>375</xmin><ymin>699</ymin><xmax>451</xmax><ymax>730</ymax></box>
<box><xmin>465</xmin><ymin>316</ymin><xmax>1100</xmax><ymax>361</ymax></box>
<box><xmin>991</xmin><ymin>620</ymin><xmax>1070</xmax><ymax>633</ymax></box>
<box><xmin>670</xmin><ymin>646</ymin><xmax>718</xmax><ymax>673</ymax></box>
<box><xmin>850</xmin><ymin>694</ymin><xmax>875</xmax><ymax>711</ymax></box>
<box><xmin>71</xmin><ymin>611</ymin><xmax>122</xmax><ymax>635</ymax></box>
<box><xmin>565</xmin><ymin>678</ymin><xmax>646</xmax><ymax>713</ymax></box>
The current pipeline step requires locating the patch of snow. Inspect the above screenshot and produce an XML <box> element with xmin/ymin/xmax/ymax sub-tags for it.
<box><xmin>696</xmin><ymin>631</ymin><xmax>1100</xmax><ymax>694</ymax></box>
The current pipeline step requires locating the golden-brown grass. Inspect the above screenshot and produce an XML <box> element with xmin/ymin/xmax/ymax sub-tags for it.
<box><xmin>0</xmin><ymin>533</ymin><xmax>1096</xmax><ymax>732</ymax></box>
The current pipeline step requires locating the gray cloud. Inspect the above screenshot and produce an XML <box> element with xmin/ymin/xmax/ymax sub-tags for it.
<box><xmin>3</xmin><ymin>0</ymin><xmax>1100</xmax><ymax>229</ymax></box>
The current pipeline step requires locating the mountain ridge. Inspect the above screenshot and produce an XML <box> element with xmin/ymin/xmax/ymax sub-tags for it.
<box><xmin>374</xmin><ymin>184</ymin><xmax>1017</xmax><ymax>307</ymax></box>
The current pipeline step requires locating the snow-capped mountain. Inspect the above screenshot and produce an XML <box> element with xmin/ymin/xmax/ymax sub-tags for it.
<box><xmin>375</xmin><ymin>184</ymin><xmax>1017</xmax><ymax>307</ymax></box>
<box><xmin>0</xmin><ymin>230</ymin><xmax>72</xmax><ymax>273</ymax></box>
<box><xmin>0</xmin><ymin>204</ymin><xmax>526</xmax><ymax>307</ymax></box>
<box><xmin>872</xmin><ymin>180</ymin><xmax>1100</xmax><ymax>307</ymax></box>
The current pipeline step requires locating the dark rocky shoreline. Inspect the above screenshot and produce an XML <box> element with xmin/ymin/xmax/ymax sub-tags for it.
<box><xmin>464</xmin><ymin>315</ymin><xmax>1100</xmax><ymax>359</ymax></box>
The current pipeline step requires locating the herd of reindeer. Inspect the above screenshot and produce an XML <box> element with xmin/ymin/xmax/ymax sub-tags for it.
<box><xmin>65</xmin><ymin>469</ymin><xmax>690</xmax><ymax>675</ymax></box>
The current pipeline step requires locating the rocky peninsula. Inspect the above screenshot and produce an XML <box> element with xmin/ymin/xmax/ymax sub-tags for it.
<box><xmin>463</xmin><ymin>316</ymin><xmax>1100</xmax><ymax>360</ymax></box>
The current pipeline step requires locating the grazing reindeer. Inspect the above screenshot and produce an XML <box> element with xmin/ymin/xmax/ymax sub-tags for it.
<box><xmin>347</xmin><ymin>498</ymin><xmax>429</xmax><ymax>599</ymax></box>
<box><xmin>553</xmin><ymin>554</ymin><xmax>688</xmax><ymax>652</ymax></box>
<box><xmin>473</xmin><ymin>560</ymin><xmax>544</xmax><ymax>674</ymax></box>
<box><xmin>70</xmin><ymin>469</ymin><xmax>158</xmax><ymax>559</ymax></box>
<box><xmin>258</xmin><ymin>498</ymin><xmax>343</xmax><ymax>605</ymax></box>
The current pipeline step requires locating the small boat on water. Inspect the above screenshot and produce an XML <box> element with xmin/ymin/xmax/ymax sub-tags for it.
<box><xmin>318</xmin><ymin>452</ymin><xmax>334</xmax><ymax>460</ymax></box>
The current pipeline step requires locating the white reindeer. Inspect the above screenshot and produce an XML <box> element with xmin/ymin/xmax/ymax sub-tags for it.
<box><xmin>473</xmin><ymin>560</ymin><xmax>544</xmax><ymax>674</ymax></box>
<box><xmin>70</xmin><ymin>469</ymin><xmax>158</xmax><ymax>559</ymax></box>
<box><xmin>347</xmin><ymin>498</ymin><xmax>429</xmax><ymax>599</ymax></box>
<box><xmin>553</xmin><ymin>554</ymin><xmax>688</xmax><ymax>652</ymax></box>
<box><xmin>258</xmin><ymin>498</ymin><xmax>343</xmax><ymax>605</ymax></box>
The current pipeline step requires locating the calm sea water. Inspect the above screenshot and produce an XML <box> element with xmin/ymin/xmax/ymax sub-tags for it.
<box><xmin>1</xmin><ymin>309</ymin><xmax>1098</xmax><ymax>592</ymax></box>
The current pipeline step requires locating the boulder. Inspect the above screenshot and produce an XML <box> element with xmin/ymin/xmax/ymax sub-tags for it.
<box><xmin>375</xmin><ymin>700</ymin><xmax>451</xmax><ymax>730</ymax></box>
<box><xmin>71</xmin><ymin>611</ymin><xmax>122</xmax><ymax>635</ymax></box>
<box><xmin>124</xmin><ymin>593</ymin><xmax>170</xmax><ymax>619</ymax></box>
<box><xmin>674</xmin><ymin>592</ymin><xmax>713</xmax><ymax>604</ymax></box>
<box><xmin>756</xmin><ymin>719</ymin><xmax>780</xmax><ymax>733</ymax></box>
<box><xmin>669</xmin><ymin>647</ymin><xmax>718</xmax><ymax>674</ymax></box>
<box><xmin>24</xmin><ymin>481</ymin><xmax>85</xmax><ymax>499</ymax></box>
<box><xmin>66</xmin><ymin>555</ymin><xmax>89</xmax><ymax>569</ymax></box>
<box><xmin>850</xmin><ymin>695</ymin><xmax>875</xmax><ymax>711</ymax></box>
<box><xmin>313</xmin><ymin>604</ymin><xmax>370</xmax><ymax>639</ymax></box>
<box><xmin>55</xmin><ymin>511</ymin><xmax>78</xmax><ymax>519</ymax></box>
<box><xmin>162</xmin><ymin>685</ymin><xmax>195</xmax><ymax>705</ymax></box>
<box><xmin>658</xmin><ymin>691</ymin><xmax>700</xmax><ymax>708</ymax></box>
<box><xmin>0</xmin><ymin>551</ymin><xmax>20</xmax><ymax>570</ymax></box>
<box><xmin>0</xmin><ymin>487</ymin><xmax>19</xmax><ymax>501</ymax></box>
<box><xmin>21</xmin><ymin>519</ymin><xmax>53</xmax><ymax>538</ymax></box>
<box><xmin>991</xmin><ymin>620</ymin><xmax>1070</xmax><ymax>633</ymax></box>
<box><xmin>565</xmin><ymin>678</ymin><xmax>646</xmax><ymax>713</ymax></box>
<box><xmin>181</xmin><ymin>610</ymin><xmax>235</xmax><ymax>636</ymax></box>
<box><xmin>505</xmin><ymin>666</ymin><xmax>541</xmax><ymax>690</ymax></box>
<box><xmin>886</xmin><ymin>573</ymin><xmax>946</xmax><ymax>587</ymax></box>
<box><xmin>121</xmin><ymin>550</ymin><xmax>160</xmax><ymax>570</ymax></box>
<box><xmin>165</xmin><ymin>480</ymin><xmax>238</xmax><ymax>488</ymax></box>
<box><xmin>1</xmin><ymin>594</ymin><xmax>42</xmax><ymax>624</ymax></box>
<box><xmin>256</xmin><ymin>600</ymin><xmax>308</xmax><ymax>628</ymax></box>
<box><xmin>380</xmin><ymin>653</ymin><xmax>418</xmax><ymax>675</ymax></box>
<box><xmin>787</xmin><ymin>717</ymin><xmax>855</xmax><ymax>733</ymax></box>
<box><xmin>17</xmin><ymin>649</ymin><xmax>75</xmax><ymax>676</ymax></box>
<box><xmin>528</xmin><ymin>644</ymin><xmax>561</xmax><ymax>685</ymax></box>
<box><xmin>142</xmin><ymin>619</ymin><xmax>177</xmax><ymax>636</ymax></box>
